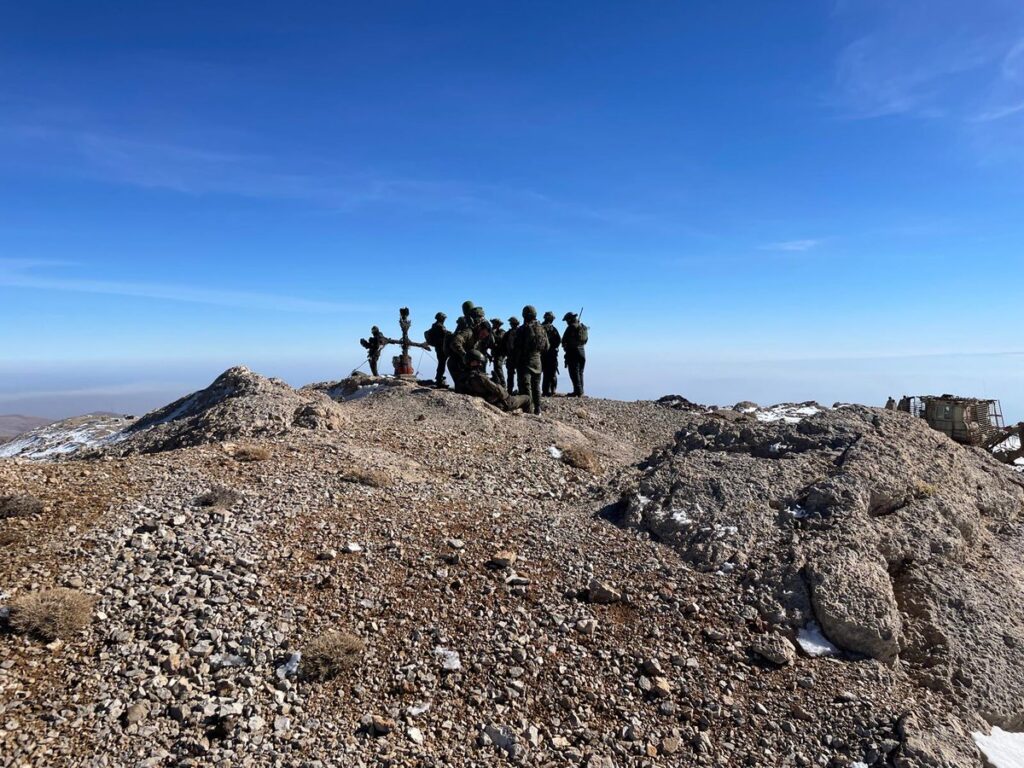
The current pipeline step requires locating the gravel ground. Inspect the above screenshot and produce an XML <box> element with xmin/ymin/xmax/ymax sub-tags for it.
<box><xmin>0</xmin><ymin>371</ymin><xmax>1011</xmax><ymax>767</ymax></box>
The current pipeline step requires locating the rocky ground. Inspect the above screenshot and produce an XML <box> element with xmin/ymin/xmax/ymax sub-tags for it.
<box><xmin>1</xmin><ymin>367</ymin><xmax>1022</xmax><ymax>767</ymax></box>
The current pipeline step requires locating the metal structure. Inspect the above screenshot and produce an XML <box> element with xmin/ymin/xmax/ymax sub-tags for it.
<box><xmin>896</xmin><ymin>394</ymin><xmax>1024</xmax><ymax>464</ymax></box>
<box><xmin>381</xmin><ymin>307</ymin><xmax>431</xmax><ymax>379</ymax></box>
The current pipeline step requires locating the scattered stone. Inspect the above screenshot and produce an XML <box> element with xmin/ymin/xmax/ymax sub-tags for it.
<box><xmin>587</xmin><ymin>579</ymin><xmax>621</xmax><ymax>604</ymax></box>
<box><xmin>488</xmin><ymin>550</ymin><xmax>517</xmax><ymax>569</ymax></box>
<box><xmin>750</xmin><ymin>633</ymin><xmax>796</xmax><ymax>666</ymax></box>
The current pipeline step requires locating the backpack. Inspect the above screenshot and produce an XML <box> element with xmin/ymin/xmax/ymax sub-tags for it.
<box><xmin>504</xmin><ymin>328</ymin><xmax>518</xmax><ymax>356</ymax></box>
<box><xmin>576</xmin><ymin>324</ymin><xmax>589</xmax><ymax>346</ymax></box>
<box><xmin>525</xmin><ymin>322</ymin><xmax>549</xmax><ymax>355</ymax></box>
<box><xmin>424</xmin><ymin>324</ymin><xmax>445</xmax><ymax>348</ymax></box>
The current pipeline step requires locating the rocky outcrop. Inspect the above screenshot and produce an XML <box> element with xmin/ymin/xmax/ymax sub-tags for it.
<box><xmin>623</xmin><ymin>405</ymin><xmax>1024</xmax><ymax>736</ymax></box>
<box><xmin>107</xmin><ymin>366</ymin><xmax>349</xmax><ymax>454</ymax></box>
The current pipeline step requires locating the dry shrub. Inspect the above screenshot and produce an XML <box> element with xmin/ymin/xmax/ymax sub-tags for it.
<box><xmin>339</xmin><ymin>467</ymin><xmax>388</xmax><ymax>488</ymax></box>
<box><xmin>0</xmin><ymin>493</ymin><xmax>44</xmax><ymax>519</ymax></box>
<box><xmin>233</xmin><ymin>445</ymin><xmax>271</xmax><ymax>463</ymax></box>
<box><xmin>914</xmin><ymin>481</ymin><xmax>937</xmax><ymax>499</ymax></box>
<box><xmin>8</xmin><ymin>588</ymin><xmax>96</xmax><ymax>640</ymax></box>
<box><xmin>559</xmin><ymin>445</ymin><xmax>602</xmax><ymax>473</ymax></box>
<box><xmin>196</xmin><ymin>484</ymin><xmax>241</xmax><ymax>509</ymax></box>
<box><xmin>301</xmin><ymin>631</ymin><xmax>366</xmax><ymax>681</ymax></box>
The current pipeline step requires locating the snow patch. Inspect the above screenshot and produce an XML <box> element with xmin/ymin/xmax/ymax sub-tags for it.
<box><xmin>788</xmin><ymin>506</ymin><xmax>811</xmax><ymax>520</ymax></box>
<box><xmin>407</xmin><ymin>702</ymin><xmax>431</xmax><ymax>718</ymax></box>
<box><xmin>0</xmin><ymin>414</ymin><xmax>133</xmax><ymax>460</ymax></box>
<box><xmin>756</xmin><ymin>404</ymin><xmax>823</xmax><ymax>424</ymax></box>
<box><xmin>669</xmin><ymin>508</ymin><xmax>694</xmax><ymax>525</ymax></box>
<box><xmin>973</xmin><ymin>727</ymin><xmax>1024</xmax><ymax>768</ymax></box>
<box><xmin>993</xmin><ymin>434</ymin><xmax>1021</xmax><ymax>455</ymax></box>
<box><xmin>341</xmin><ymin>384</ymin><xmax>382</xmax><ymax>402</ymax></box>
<box><xmin>434</xmin><ymin>647</ymin><xmax>462</xmax><ymax>671</ymax></box>
<box><xmin>797</xmin><ymin>622</ymin><xmax>839</xmax><ymax>657</ymax></box>
<box><xmin>547</xmin><ymin>446</ymin><xmax>563</xmax><ymax>459</ymax></box>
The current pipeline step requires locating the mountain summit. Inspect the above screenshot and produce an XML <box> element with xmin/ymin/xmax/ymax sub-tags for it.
<box><xmin>1</xmin><ymin>367</ymin><xmax>1022</xmax><ymax>767</ymax></box>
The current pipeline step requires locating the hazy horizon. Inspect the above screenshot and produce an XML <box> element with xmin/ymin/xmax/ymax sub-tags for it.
<box><xmin>3</xmin><ymin>350</ymin><xmax>1021</xmax><ymax>424</ymax></box>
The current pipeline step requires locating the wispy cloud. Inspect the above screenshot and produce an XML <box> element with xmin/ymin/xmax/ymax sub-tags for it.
<box><xmin>0</xmin><ymin>123</ymin><xmax>653</xmax><ymax>229</ymax></box>
<box><xmin>760</xmin><ymin>239</ymin><xmax>823</xmax><ymax>252</ymax></box>
<box><xmin>832</xmin><ymin>2</ymin><xmax>1024</xmax><ymax>123</ymax></box>
<box><xmin>973</xmin><ymin>101</ymin><xmax>1024</xmax><ymax>122</ymax></box>
<box><xmin>0</xmin><ymin>259</ymin><xmax>371</xmax><ymax>313</ymax></box>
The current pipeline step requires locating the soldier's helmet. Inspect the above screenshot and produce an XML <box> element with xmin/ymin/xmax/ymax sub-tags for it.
<box><xmin>461</xmin><ymin>300</ymin><xmax>475</xmax><ymax>315</ymax></box>
<box><xmin>491</xmin><ymin>318</ymin><xmax>504</xmax><ymax>328</ymax></box>
<box><xmin>371</xmin><ymin>326</ymin><xmax>380</xmax><ymax>333</ymax></box>
<box><xmin>508</xmin><ymin>316</ymin><xmax>520</xmax><ymax>326</ymax></box>
<box><xmin>435</xmin><ymin>312</ymin><xmax>447</xmax><ymax>321</ymax></box>
<box><xmin>563</xmin><ymin>312</ymin><xmax>576</xmax><ymax>322</ymax></box>
<box><xmin>543</xmin><ymin>311</ymin><xmax>555</xmax><ymax>322</ymax></box>
<box><xmin>522</xmin><ymin>305</ymin><xmax>537</xmax><ymax>320</ymax></box>
<box><xmin>471</xmin><ymin>306</ymin><xmax>486</xmax><ymax>320</ymax></box>
<box><xmin>467</xmin><ymin>350</ymin><xmax>487</xmax><ymax>368</ymax></box>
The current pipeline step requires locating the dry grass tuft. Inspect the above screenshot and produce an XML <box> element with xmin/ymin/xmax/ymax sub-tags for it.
<box><xmin>559</xmin><ymin>445</ymin><xmax>602</xmax><ymax>473</ymax></box>
<box><xmin>914</xmin><ymin>481</ymin><xmax>937</xmax><ymax>499</ymax></box>
<box><xmin>0</xmin><ymin>493</ymin><xmax>44</xmax><ymax>519</ymax></box>
<box><xmin>300</xmin><ymin>631</ymin><xmax>366</xmax><ymax>681</ymax></box>
<box><xmin>339</xmin><ymin>467</ymin><xmax>388</xmax><ymax>488</ymax></box>
<box><xmin>8</xmin><ymin>588</ymin><xmax>96</xmax><ymax>640</ymax></box>
<box><xmin>196</xmin><ymin>484</ymin><xmax>241</xmax><ymax>509</ymax></box>
<box><xmin>233</xmin><ymin>445</ymin><xmax>271</xmax><ymax>463</ymax></box>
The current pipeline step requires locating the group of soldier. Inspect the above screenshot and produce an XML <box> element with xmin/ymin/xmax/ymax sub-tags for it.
<box><xmin>361</xmin><ymin>300</ymin><xmax>589</xmax><ymax>415</ymax></box>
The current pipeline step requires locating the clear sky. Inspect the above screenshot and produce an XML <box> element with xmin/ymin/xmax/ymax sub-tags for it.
<box><xmin>1</xmin><ymin>1</ymin><xmax>1023</xmax><ymax>420</ymax></box>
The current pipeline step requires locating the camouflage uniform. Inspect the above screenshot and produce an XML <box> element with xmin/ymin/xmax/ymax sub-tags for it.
<box><xmin>504</xmin><ymin>317</ymin><xmax>520</xmax><ymax>393</ymax></box>
<box><xmin>448</xmin><ymin>317</ymin><xmax>491</xmax><ymax>394</ymax></box>
<box><xmin>561</xmin><ymin>312</ymin><xmax>588</xmax><ymax>397</ymax></box>
<box><xmin>464</xmin><ymin>351</ymin><xmax>531</xmax><ymax>412</ymax></box>
<box><xmin>461</xmin><ymin>300</ymin><xmax>477</xmax><ymax>329</ymax></box>
<box><xmin>489</xmin><ymin>319</ymin><xmax>507</xmax><ymax>389</ymax></box>
<box><xmin>360</xmin><ymin>326</ymin><xmax>387</xmax><ymax>376</ymax></box>
<box><xmin>424</xmin><ymin>312</ymin><xmax>450</xmax><ymax>387</ymax></box>
<box><xmin>513</xmin><ymin>305</ymin><xmax>549</xmax><ymax>415</ymax></box>
<box><xmin>541</xmin><ymin>312</ymin><xmax>561</xmax><ymax>396</ymax></box>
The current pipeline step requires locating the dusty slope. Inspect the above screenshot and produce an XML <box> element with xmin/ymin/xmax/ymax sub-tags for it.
<box><xmin>0</xmin><ymin>369</ymin><xmax>1020</xmax><ymax>767</ymax></box>
<box><xmin>0</xmin><ymin>416</ymin><xmax>52</xmax><ymax>443</ymax></box>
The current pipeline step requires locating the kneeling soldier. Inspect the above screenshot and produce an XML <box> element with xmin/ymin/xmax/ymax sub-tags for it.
<box><xmin>464</xmin><ymin>351</ymin><xmax>531</xmax><ymax>412</ymax></box>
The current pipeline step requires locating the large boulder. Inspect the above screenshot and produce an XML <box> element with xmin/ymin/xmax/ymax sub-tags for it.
<box><xmin>806</xmin><ymin>550</ymin><xmax>901</xmax><ymax>662</ymax></box>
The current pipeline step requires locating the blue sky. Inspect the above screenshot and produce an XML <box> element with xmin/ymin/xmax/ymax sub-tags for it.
<box><xmin>1</xmin><ymin>1</ymin><xmax>1023</xmax><ymax>419</ymax></box>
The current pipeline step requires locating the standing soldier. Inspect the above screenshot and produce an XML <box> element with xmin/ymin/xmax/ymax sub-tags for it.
<box><xmin>514</xmin><ymin>305</ymin><xmax>549</xmax><ymax>415</ymax></box>
<box><xmin>489</xmin><ymin>318</ymin><xmax>507</xmax><ymax>389</ymax></box>
<box><xmin>561</xmin><ymin>312</ymin><xmax>589</xmax><ymax>397</ymax></box>
<box><xmin>504</xmin><ymin>316</ymin><xmax>520</xmax><ymax>393</ymax></box>
<box><xmin>540</xmin><ymin>311</ymin><xmax>561</xmax><ymax>396</ymax></box>
<box><xmin>461</xmin><ymin>300</ymin><xmax>477</xmax><ymax>328</ymax></box>
<box><xmin>424</xmin><ymin>312</ymin><xmax>450</xmax><ymax>388</ymax></box>
<box><xmin>359</xmin><ymin>326</ymin><xmax>387</xmax><ymax>376</ymax></box>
